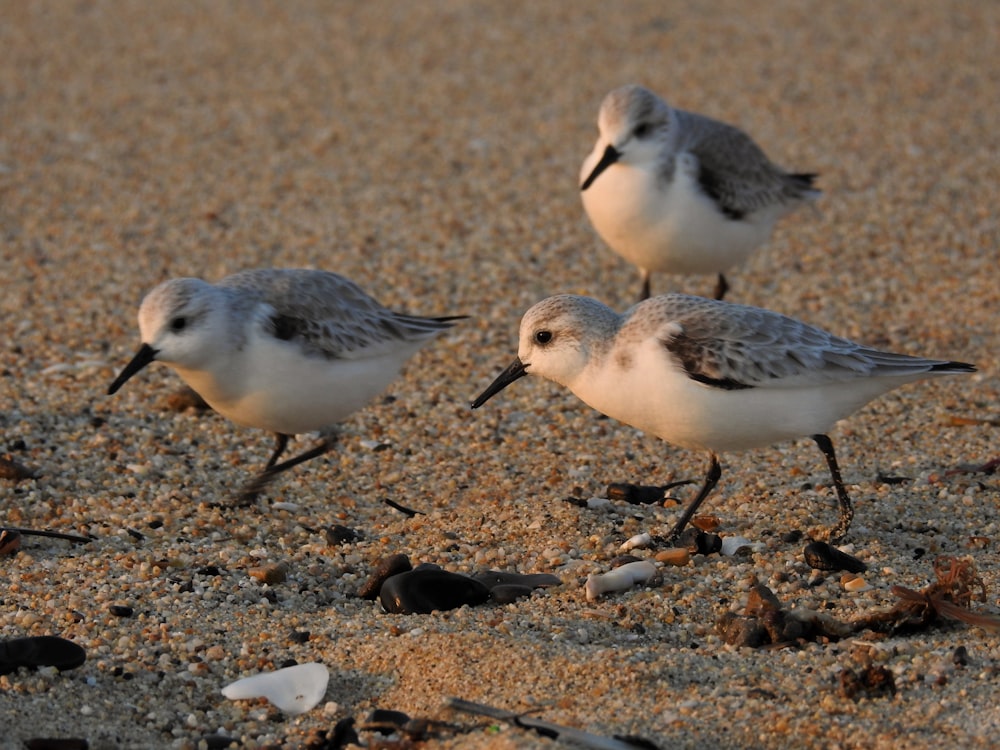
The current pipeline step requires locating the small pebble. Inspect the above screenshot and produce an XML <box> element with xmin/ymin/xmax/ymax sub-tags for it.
<box><xmin>655</xmin><ymin>548</ymin><xmax>691</xmax><ymax>566</ymax></box>
<box><xmin>247</xmin><ymin>561</ymin><xmax>289</xmax><ymax>584</ymax></box>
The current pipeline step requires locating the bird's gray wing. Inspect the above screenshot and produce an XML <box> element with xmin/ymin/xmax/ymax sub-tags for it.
<box><xmin>221</xmin><ymin>269</ymin><xmax>457</xmax><ymax>360</ymax></box>
<box><xmin>676</xmin><ymin>110</ymin><xmax>816</xmax><ymax>219</ymax></box>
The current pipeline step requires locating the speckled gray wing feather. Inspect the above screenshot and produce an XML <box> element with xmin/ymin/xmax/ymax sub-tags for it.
<box><xmin>656</xmin><ymin>295</ymin><xmax>966</xmax><ymax>389</ymax></box>
<box><xmin>675</xmin><ymin>109</ymin><xmax>816</xmax><ymax>219</ymax></box>
<box><xmin>220</xmin><ymin>269</ymin><xmax>458</xmax><ymax>360</ymax></box>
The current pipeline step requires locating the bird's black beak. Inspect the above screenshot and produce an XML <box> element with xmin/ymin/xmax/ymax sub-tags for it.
<box><xmin>471</xmin><ymin>358</ymin><xmax>529</xmax><ymax>409</ymax></box>
<box><xmin>107</xmin><ymin>343</ymin><xmax>158</xmax><ymax>395</ymax></box>
<box><xmin>580</xmin><ymin>144</ymin><xmax>621</xmax><ymax>191</ymax></box>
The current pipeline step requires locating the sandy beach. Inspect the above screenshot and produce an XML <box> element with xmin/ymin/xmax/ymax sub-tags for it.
<box><xmin>2</xmin><ymin>2</ymin><xmax>999</xmax><ymax>747</ymax></box>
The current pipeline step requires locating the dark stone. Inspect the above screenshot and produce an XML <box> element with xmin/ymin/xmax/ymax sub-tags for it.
<box><xmin>325</xmin><ymin>524</ymin><xmax>360</xmax><ymax>545</ymax></box>
<box><xmin>109</xmin><ymin>605</ymin><xmax>134</xmax><ymax>618</ymax></box>
<box><xmin>0</xmin><ymin>636</ymin><xmax>86</xmax><ymax>674</ymax></box>
<box><xmin>379</xmin><ymin>569</ymin><xmax>490</xmax><ymax>614</ymax></box>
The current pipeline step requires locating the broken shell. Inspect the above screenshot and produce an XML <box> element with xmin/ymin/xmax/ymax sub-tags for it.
<box><xmin>841</xmin><ymin>574</ymin><xmax>871</xmax><ymax>592</ymax></box>
<box><xmin>585</xmin><ymin>561</ymin><xmax>656</xmax><ymax>601</ymax></box>
<box><xmin>804</xmin><ymin>541</ymin><xmax>867</xmax><ymax>573</ymax></box>
<box><xmin>221</xmin><ymin>662</ymin><xmax>329</xmax><ymax>715</ymax></box>
<box><xmin>720</xmin><ymin>536</ymin><xmax>754</xmax><ymax>557</ymax></box>
<box><xmin>620</xmin><ymin>532</ymin><xmax>651</xmax><ymax>551</ymax></box>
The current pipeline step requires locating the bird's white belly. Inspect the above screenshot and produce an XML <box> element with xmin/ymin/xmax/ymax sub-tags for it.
<box><xmin>571</xmin><ymin>346</ymin><xmax>901</xmax><ymax>454</ymax></box>
<box><xmin>175</xmin><ymin>338</ymin><xmax>415</xmax><ymax>435</ymax></box>
<box><xmin>582</xmin><ymin>163</ymin><xmax>774</xmax><ymax>275</ymax></box>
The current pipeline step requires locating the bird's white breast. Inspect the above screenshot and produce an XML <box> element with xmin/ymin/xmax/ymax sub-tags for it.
<box><xmin>581</xmin><ymin>153</ymin><xmax>776</xmax><ymax>276</ymax></box>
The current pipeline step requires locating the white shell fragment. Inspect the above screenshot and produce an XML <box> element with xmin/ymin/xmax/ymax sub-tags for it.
<box><xmin>221</xmin><ymin>662</ymin><xmax>329</xmax><ymax>715</ymax></box>
<box><xmin>720</xmin><ymin>536</ymin><xmax>753</xmax><ymax>556</ymax></box>
<box><xmin>620</xmin><ymin>532</ymin><xmax>652</xmax><ymax>552</ymax></box>
<box><xmin>585</xmin><ymin>561</ymin><xmax>656</xmax><ymax>601</ymax></box>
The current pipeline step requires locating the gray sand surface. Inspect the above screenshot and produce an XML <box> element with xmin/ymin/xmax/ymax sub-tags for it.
<box><xmin>2</xmin><ymin>2</ymin><xmax>998</xmax><ymax>748</ymax></box>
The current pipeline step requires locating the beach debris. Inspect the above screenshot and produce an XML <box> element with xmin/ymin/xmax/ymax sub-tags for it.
<box><xmin>383</xmin><ymin>498</ymin><xmax>423</xmax><ymax>517</ymax></box>
<box><xmin>674</xmin><ymin>528</ymin><xmax>722</xmax><ymax>555</ymax></box>
<box><xmin>803</xmin><ymin>541</ymin><xmax>867</xmax><ymax>573</ymax></box>
<box><xmin>854</xmin><ymin>555</ymin><xmax>1000</xmax><ymax>635</ymax></box>
<box><xmin>717</xmin><ymin>583</ymin><xmax>853</xmax><ymax>648</ymax></box>
<box><xmin>0</xmin><ymin>527</ymin><xmax>91</xmax><ymax>546</ymax></box>
<box><xmin>221</xmin><ymin>662</ymin><xmax>329</xmax><ymax>715</ymax></box>
<box><xmin>305</xmin><ymin>718</ymin><xmax>359</xmax><ymax>750</ymax></box>
<box><xmin>720</xmin><ymin>557</ymin><xmax>1000</xmax><ymax>650</ymax></box>
<box><xmin>0</xmin><ymin>455</ymin><xmax>38</xmax><ymax>481</ymax></box>
<box><xmin>324</xmin><ymin>524</ymin><xmax>360</xmax><ymax>545</ymax></box>
<box><xmin>0</xmin><ymin>529</ymin><xmax>21</xmax><ymax>556</ymax></box>
<box><xmin>839</xmin><ymin>664</ymin><xmax>897</xmax><ymax>700</ymax></box>
<box><xmin>0</xmin><ymin>636</ymin><xmax>86</xmax><ymax>675</ymax></box>
<box><xmin>606</xmin><ymin>479</ymin><xmax>693</xmax><ymax>505</ymax></box>
<box><xmin>585</xmin><ymin>560</ymin><xmax>657</xmax><ymax>601</ymax></box>
<box><xmin>447</xmin><ymin>697</ymin><xmax>662</xmax><ymax>749</ymax></box>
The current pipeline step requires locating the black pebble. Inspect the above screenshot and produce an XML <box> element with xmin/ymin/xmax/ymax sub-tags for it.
<box><xmin>109</xmin><ymin>605</ymin><xmax>134</xmax><ymax>618</ymax></box>
<box><xmin>0</xmin><ymin>635</ymin><xmax>86</xmax><ymax>674</ymax></box>
<box><xmin>379</xmin><ymin>568</ymin><xmax>490</xmax><ymax>614</ymax></box>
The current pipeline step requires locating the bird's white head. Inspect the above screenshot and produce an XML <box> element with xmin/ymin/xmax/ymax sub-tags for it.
<box><xmin>136</xmin><ymin>277</ymin><xmax>229</xmax><ymax>370</ymax></box>
<box><xmin>516</xmin><ymin>295</ymin><xmax>620</xmax><ymax>389</ymax></box>
<box><xmin>581</xmin><ymin>84</ymin><xmax>677</xmax><ymax>190</ymax></box>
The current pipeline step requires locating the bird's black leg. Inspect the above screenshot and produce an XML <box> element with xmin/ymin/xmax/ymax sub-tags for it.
<box><xmin>265</xmin><ymin>433</ymin><xmax>291</xmax><ymax>469</ymax></box>
<box><xmin>639</xmin><ymin>271</ymin><xmax>652</xmax><ymax>302</ymax></box>
<box><xmin>666</xmin><ymin>454</ymin><xmax>722</xmax><ymax>542</ymax></box>
<box><xmin>812</xmin><ymin>433</ymin><xmax>854</xmax><ymax>543</ymax></box>
<box><xmin>236</xmin><ymin>437</ymin><xmax>335</xmax><ymax>505</ymax></box>
<box><xmin>713</xmin><ymin>273</ymin><xmax>729</xmax><ymax>301</ymax></box>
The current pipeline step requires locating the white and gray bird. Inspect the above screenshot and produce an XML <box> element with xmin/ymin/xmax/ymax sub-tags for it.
<box><xmin>580</xmin><ymin>84</ymin><xmax>820</xmax><ymax>301</ymax></box>
<box><xmin>109</xmin><ymin>268</ymin><xmax>463</xmax><ymax>502</ymax></box>
<box><xmin>473</xmin><ymin>294</ymin><xmax>974</xmax><ymax>542</ymax></box>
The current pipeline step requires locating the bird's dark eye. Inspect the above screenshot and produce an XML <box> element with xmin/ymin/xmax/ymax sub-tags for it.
<box><xmin>170</xmin><ymin>316</ymin><xmax>188</xmax><ymax>332</ymax></box>
<box><xmin>534</xmin><ymin>330</ymin><xmax>553</xmax><ymax>345</ymax></box>
<box><xmin>633</xmin><ymin>122</ymin><xmax>651</xmax><ymax>139</ymax></box>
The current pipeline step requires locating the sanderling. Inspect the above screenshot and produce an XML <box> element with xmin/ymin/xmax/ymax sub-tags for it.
<box><xmin>580</xmin><ymin>84</ymin><xmax>820</xmax><ymax>301</ymax></box>
<box><xmin>472</xmin><ymin>294</ymin><xmax>974</xmax><ymax>542</ymax></box>
<box><xmin>108</xmin><ymin>268</ymin><xmax>463</xmax><ymax>502</ymax></box>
